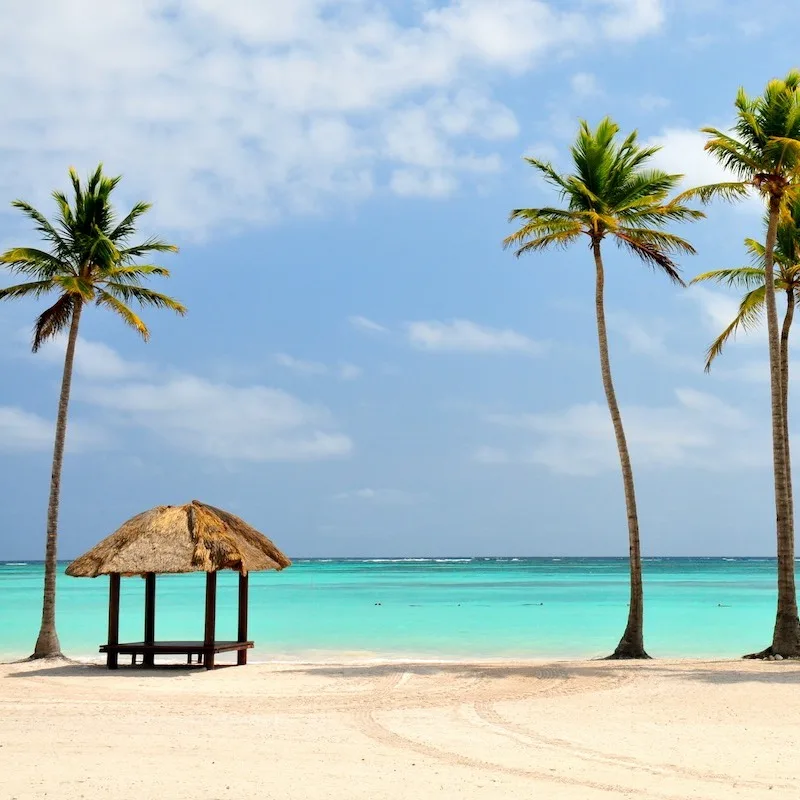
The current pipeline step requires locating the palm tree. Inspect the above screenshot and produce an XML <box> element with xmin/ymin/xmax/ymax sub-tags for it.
<box><xmin>691</xmin><ymin>204</ymin><xmax>800</xmax><ymax>538</ymax></box>
<box><xmin>682</xmin><ymin>71</ymin><xmax>800</xmax><ymax>657</ymax></box>
<box><xmin>0</xmin><ymin>165</ymin><xmax>186</xmax><ymax>659</ymax></box>
<box><xmin>504</xmin><ymin>118</ymin><xmax>702</xmax><ymax>658</ymax></box>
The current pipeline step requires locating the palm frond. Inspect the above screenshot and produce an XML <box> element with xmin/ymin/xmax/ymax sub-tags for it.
<box><xmin>701</xmin><ymin>130</ymin><xmax>762</xmax><ymax>177</ymax></box>
<box><xmin>119</xmin><ymin>238</ymin><xmax>179</xmax><ymax>261</ymax></box>
<box><xmin>522</xmin><ymin>157</ymin><xmax>572</xmax><ymax>194</ymax></box>
<box><xmin>0</xmin><ymin>247</ymin><xmax>72</xmax><ymax>278</ymax></box>
<box><xmin>508</xmin><ymin>228</ymin><xmax>584</xmax><ymax>257</ymax></box>
<box><xmin>0</xmin><ymin>280</ymin><xmax>57</xmax><ymax>300</ymax></box>
<box><xmin>9</xmin><ymin>200</ymin><xmax>71</xmax><ymax>257</ymax></box>
<box><xmin>690</xmin><ymin>267</ymin><xmax>768</xmax><ymax>290</ymax></box>
<box><xmin>613</xmin><ymin>233</ymin><xmax>684</xmax><ymax>285</ymax></box>
<box><xmin>743</xmin><ymin>238</ymin><xmax>767</xmax><ymax>267</ymax></box>
<box><xmin>103</xmin><ymin>264</ymin><xmax>171</xmax><ymax>283</ymax></box>
<box><xmin>101</xmin><ymin>282</ymin><xmax>187</xmax><ymax>315</ymax></box>
<box><xmin>621</xmin><ymin>202</ymin><xmax>706</xmax><ymax>225</ymax></box>
<box><xmin>95</xmin><ymin>289</ymin><xmax>150</xmax><ymax>340</ymax></box>
<box><xmin>503</xmin><ymin>218</ymin><xmax>584</xmax><ymax>252</ymax></box>
<box><xmin>109</xmin><ymin>202</ymin><xmax>151</xmax><ymax>243</ymax></box>
<box><xmin>614</xmin><ymin>227</ymin><xmax>697</xmax><ymax>256</ymax></box>
<box><xmin>675</xmin><ymin>182</ymin><xmax>752</xmax><ymax>204</ymax></box>
<box><xmin>703</xmin><ymin>285</ymin><xmax>766</xmax><ymax>371</ymax></box>
<box><xmin>52</xmin><ymin>275</ymin><xmax>96</xmax><ymax>300</ymax></box>
<box><xmin>32</xmin><ymin>293</ymin><xmax>76</xmax><ymax>352</ymax></box>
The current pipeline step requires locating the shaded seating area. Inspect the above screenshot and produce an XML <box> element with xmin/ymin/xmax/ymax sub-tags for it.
<box><xmin>65</xmin><ymin>500</ymin><xmax>291</xmax><ymax>669</ymax></box>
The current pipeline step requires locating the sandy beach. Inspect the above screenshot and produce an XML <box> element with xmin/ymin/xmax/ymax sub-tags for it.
<box><xmin>1</xmin><ymin>658</ymin><xmax>799</xmax><ymax>799</ymax></box>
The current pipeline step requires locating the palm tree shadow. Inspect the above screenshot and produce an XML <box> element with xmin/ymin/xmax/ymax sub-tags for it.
<box><xmin>667</xmin><ymin>667</ymin><xmax>800</xmax><ymax>685</ymax></box>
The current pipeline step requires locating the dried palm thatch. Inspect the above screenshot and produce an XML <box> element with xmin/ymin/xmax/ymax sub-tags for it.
<box><xmin>66</xmin><ymin>500</ymin><xmax>291</xmax><ymax>577</ymax></box>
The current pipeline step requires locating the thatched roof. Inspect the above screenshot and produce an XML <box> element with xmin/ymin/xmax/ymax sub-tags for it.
<box><xmin>66</xmin><ymin>500</ymin><xmax>291</xmax><ymax>577</ymax></box>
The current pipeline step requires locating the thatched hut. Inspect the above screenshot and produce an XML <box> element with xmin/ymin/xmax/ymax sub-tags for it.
<box><xmin>66</xmin><ymin>500</ymin><xmax>291</xmax><ymax>669</ymax></box>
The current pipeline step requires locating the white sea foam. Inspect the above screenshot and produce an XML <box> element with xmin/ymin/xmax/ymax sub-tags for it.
<box><xmin>363</xmin><ymin>558</ymin><xmax>430</xmax><ymax>563</ymax></box>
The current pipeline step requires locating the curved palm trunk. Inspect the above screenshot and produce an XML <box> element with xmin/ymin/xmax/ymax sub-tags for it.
<box><xmin>756</xmin><ymin>200</ymin><xmax>800</xmax><ymax>658</ymax></box>
<box><xmin>780</xmin><ymin>289</ymin><xmax>794</xmax><ymax>537</ymax></box>
<box><xmin>592</xmin><ymin>241</ymin><xmax>648</xmax><ymax>659</ymax></box>
<box><xmin>32</xmin><ymin>301</ymin><xmax>83</xmax><ymax>659</ymax></box>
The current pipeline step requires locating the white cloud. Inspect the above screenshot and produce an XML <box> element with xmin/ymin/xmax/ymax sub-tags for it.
<box><xmin>80</xmin><ymin>375</ymin><xmax>353</xmax><ymax>462</ymax></box>
<box><xmin>331</xmin><ymin>488</ymin><xmax>421</xmax><ymax>504</ymax></box>
<box><xmin>0</xmin><ymin>1</ymin><xmax>664</xmax><ymax>233</ymax></box>
<box><xmin>638</xmin><ymin>93</ymin><xmax>670</xmax><ymax>112</ymax></box>
<box><xmin>471</xmin><ymin>445</ymin><xmax>511</xmax><ymax>464</ymax></box>
<box><xmin>349</xmin><ymin>315</ymin><xmax>388</xmax><ymax>334</ymax></box>
<box><xmin>274</xmin><ymin>353</ymin><xmax>362</xmax><ymax>380</ymax></box>
<box><xmin>0</xmin><ymin>406</ymin><xmax>106</xmax><ymax>453</ymax></box>
<box><xmin>607</xmin><ymin>311</ymin><xmax>699</xmax><ymax>371</ymax></box>
<box><xmin>274</xmin><ymin>353</ymin><xmax>329</xmax><ymax>377</ymax></box>
<box><xmin>406</xmin><ymin>319</ymin><xmax>545</xmax><ymax>355</ymax></box>
<box><xmin>687</xmin><ymin>286</ymin><xmax>759</xmax><ymax>343</ymax></box>
<box><xmin>390</xmin><ymin>169</ymin><xmax>459</xmax><ymax>198</ymax></box>
<box><xmin>647</xmin><ymin>127</ymin><xmax>763</xmax><ymax>210</ymax></box>
<box><xmin>0</xmin><ymin>407</ymin><xmax>55</xmax><ymax>452</ymax></box>
<box><xmin>483</xmin><ymin>388</ymin><xmax>767</xmax><ymax>475</ymax></box>
<box><xmin>523</xmin><ymin>140</ymin><xmax>560</xmax><ymax>162</ymax></box>
<box><xmin>338</xmin><ymin>363</ymin><xmax>363</xmax><ymax>380</ymax></box>
<box><xmin>12</xmin><ymin>335</ymin><xmax>354</xmax><ymax>462</ymax></box>
<box><xmin>599</xmin><ymin>0</ymin><xmax>664</xmax><ymax>40</ymax></box>
<box><xmin>16</xmin><ymin>330</ymin><xmax>149</xmax><ymax>381</ymax></box>
<box><xmin>570</xmin><ymin>72</ymin><xmax>600</xmax><ymax>97</ymax></box>
<box><xmin>648</xmin><ymin>128</ymin><xmax>734</xmax><ymax>187</ymax></box>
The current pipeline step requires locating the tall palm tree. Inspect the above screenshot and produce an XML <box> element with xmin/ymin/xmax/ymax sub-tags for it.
<box><xmin>504</xmin><ymin>118</ymin><xmax>702</xmax><ymax>658</ymax></box>
<box><xmin>682</xmin><ymin>71</ymin><xmax>800</xmax><ymax>657</ymax></box>
<box><xmin>0</xmin><ymin>165</ymin><xmax>186</xmax><ymax>659</ymax></box>
<box><xmin>691</xmin><ymin>204</ymin><xmax>800</xmax><ymax>537</ymax></box>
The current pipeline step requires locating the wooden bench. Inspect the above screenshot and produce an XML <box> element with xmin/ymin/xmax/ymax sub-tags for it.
<box><xmin>100</xmin><ymin>640</ymin><xmax>254</xmax><ymax>669</ymax></box>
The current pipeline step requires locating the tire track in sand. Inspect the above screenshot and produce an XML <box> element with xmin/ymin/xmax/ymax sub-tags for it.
<box><xmin>469</xmin><ymin>701</ymin><xmax>790</xmax><ymax>793</ymax></box>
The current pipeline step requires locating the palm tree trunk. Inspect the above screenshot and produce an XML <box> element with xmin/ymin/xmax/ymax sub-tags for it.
<box><xmin>32</xmin><ymin>300</ymin><xmax>83</xmax><ymax>659</ymax></box>
<box><xmin>592</xmin><ymin>240</ymin><xmax>648</xmax><ymax>659</ymax></box>
<box><xmin>756</xmin><ymin>198</ymin><xmax>800</xmax><ymax>657</ymax></box>
<box><xmin>780</xmin><ymin>289</ymin><xmax>794</xmax><ymax>539</ymax></box>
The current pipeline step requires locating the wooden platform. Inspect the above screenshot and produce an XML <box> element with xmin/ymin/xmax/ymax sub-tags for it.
<box><xmin>100</xmin><ymin>640</ymin><xmax>254</xmax><ymax>669</ymax></box>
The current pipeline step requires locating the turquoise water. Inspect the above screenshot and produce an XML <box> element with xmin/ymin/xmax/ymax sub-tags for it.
<box><xmin>0</xmin><ymin>558</ymin><xmax>786</xmax><ymax>661</ymax></box>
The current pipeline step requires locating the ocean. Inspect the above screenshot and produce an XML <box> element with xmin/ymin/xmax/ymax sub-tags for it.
<box><xmin>0</xmin><ymin>557</ymin><xmax>784</xmax><ymax>661</ymax></box>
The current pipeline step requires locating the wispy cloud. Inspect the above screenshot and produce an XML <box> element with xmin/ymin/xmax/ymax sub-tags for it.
<box><xmin>479</xmin><ymin>389</ymin><xmax>766</xmax><ymax>475</ymax></box>
<box><xmin>12</xmin><ymin>336</ymin><xmax>354</xmax><ymax>463</ymax></box>
<box><xmin>331</xmin><ymin>488</ymin><xmax>422</xmax><ymax>504</ymax></box>
<box><xmin>81</xmin><ymin>376</ymin><xmax>353</xmax><ymax>462</ymax></box>
<box><xmin>15</xmin><ymin>330</ymin><xmax>149</xmax><ymax>381</ymax></box>
<box><xmin>349</xmin><ymin>315</ymin><xmax>389</xmax><ymax>334</ymax></box>
<box><xmin>406</xmin><ymin>319</ymin><xmax>545</xmax><ymax>355</ymax></box>
<box><xmin>0</xmin><ymin>406</ymin><xmax>106</xmax><ymax>453</ymax></box>
<box><xmin>607</xmin><ymin>312</ymin><xmax>699</xmax><ymax>372</ymax></box>
<box><xmin>570</xmin><ymin>72</ymin><xmax>600</xmax><ymax>97</ymax></box>
<box><xmin>274</xmin><ymin>353</ymin><xmax>362</xmax><ymax>380</ymax></box>
<box><xmin>638</xmin><ymin>93</ymin><xmax>670</xmax><ymax>112</ymax></box>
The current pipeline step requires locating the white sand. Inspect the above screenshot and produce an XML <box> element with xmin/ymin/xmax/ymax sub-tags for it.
<box><xmin>1</xmin><ymin>657</ymin><xmax>799</xmax><ymax>799</ymax></box>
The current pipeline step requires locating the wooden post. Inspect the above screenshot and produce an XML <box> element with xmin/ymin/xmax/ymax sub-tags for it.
<box><xmin>204</xmin><ymin>571</ymin><xmax>217</xmax><ymax>670</ymax></box>
<box><xmin>107</xmin><ymin>574</ymin><xmax>121</xmax><ymax>669</ymax></box>
<box><xmin>143</xmin><ymin>572</ymin><xmax>156</xmax><ymax>667</ymax></box>
<box><xmin>237</xmin><ymin>572</ymin><xmax>249</xmax><ymax>666</ymax></box>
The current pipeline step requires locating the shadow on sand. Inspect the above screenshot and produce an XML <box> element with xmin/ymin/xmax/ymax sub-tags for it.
<box><xmin>277</xmin><ymin>658</ymin><xmax>800</xmax><ymax>685</ymax></box>
<box><xmin>5</xmin><ymin>657</ymin><xmax>800</xmax><ymax>684</ymax></box>
<box><xmin>2</xmin><ymin>658</ymin><xmax>242</xmax><ymax>679</ymax></box>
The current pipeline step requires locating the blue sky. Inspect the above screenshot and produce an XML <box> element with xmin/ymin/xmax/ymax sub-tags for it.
<box><xmin>1</xmin><ymin>0</ymin><xmax>798</xmax><ymax>559</ymax></box>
